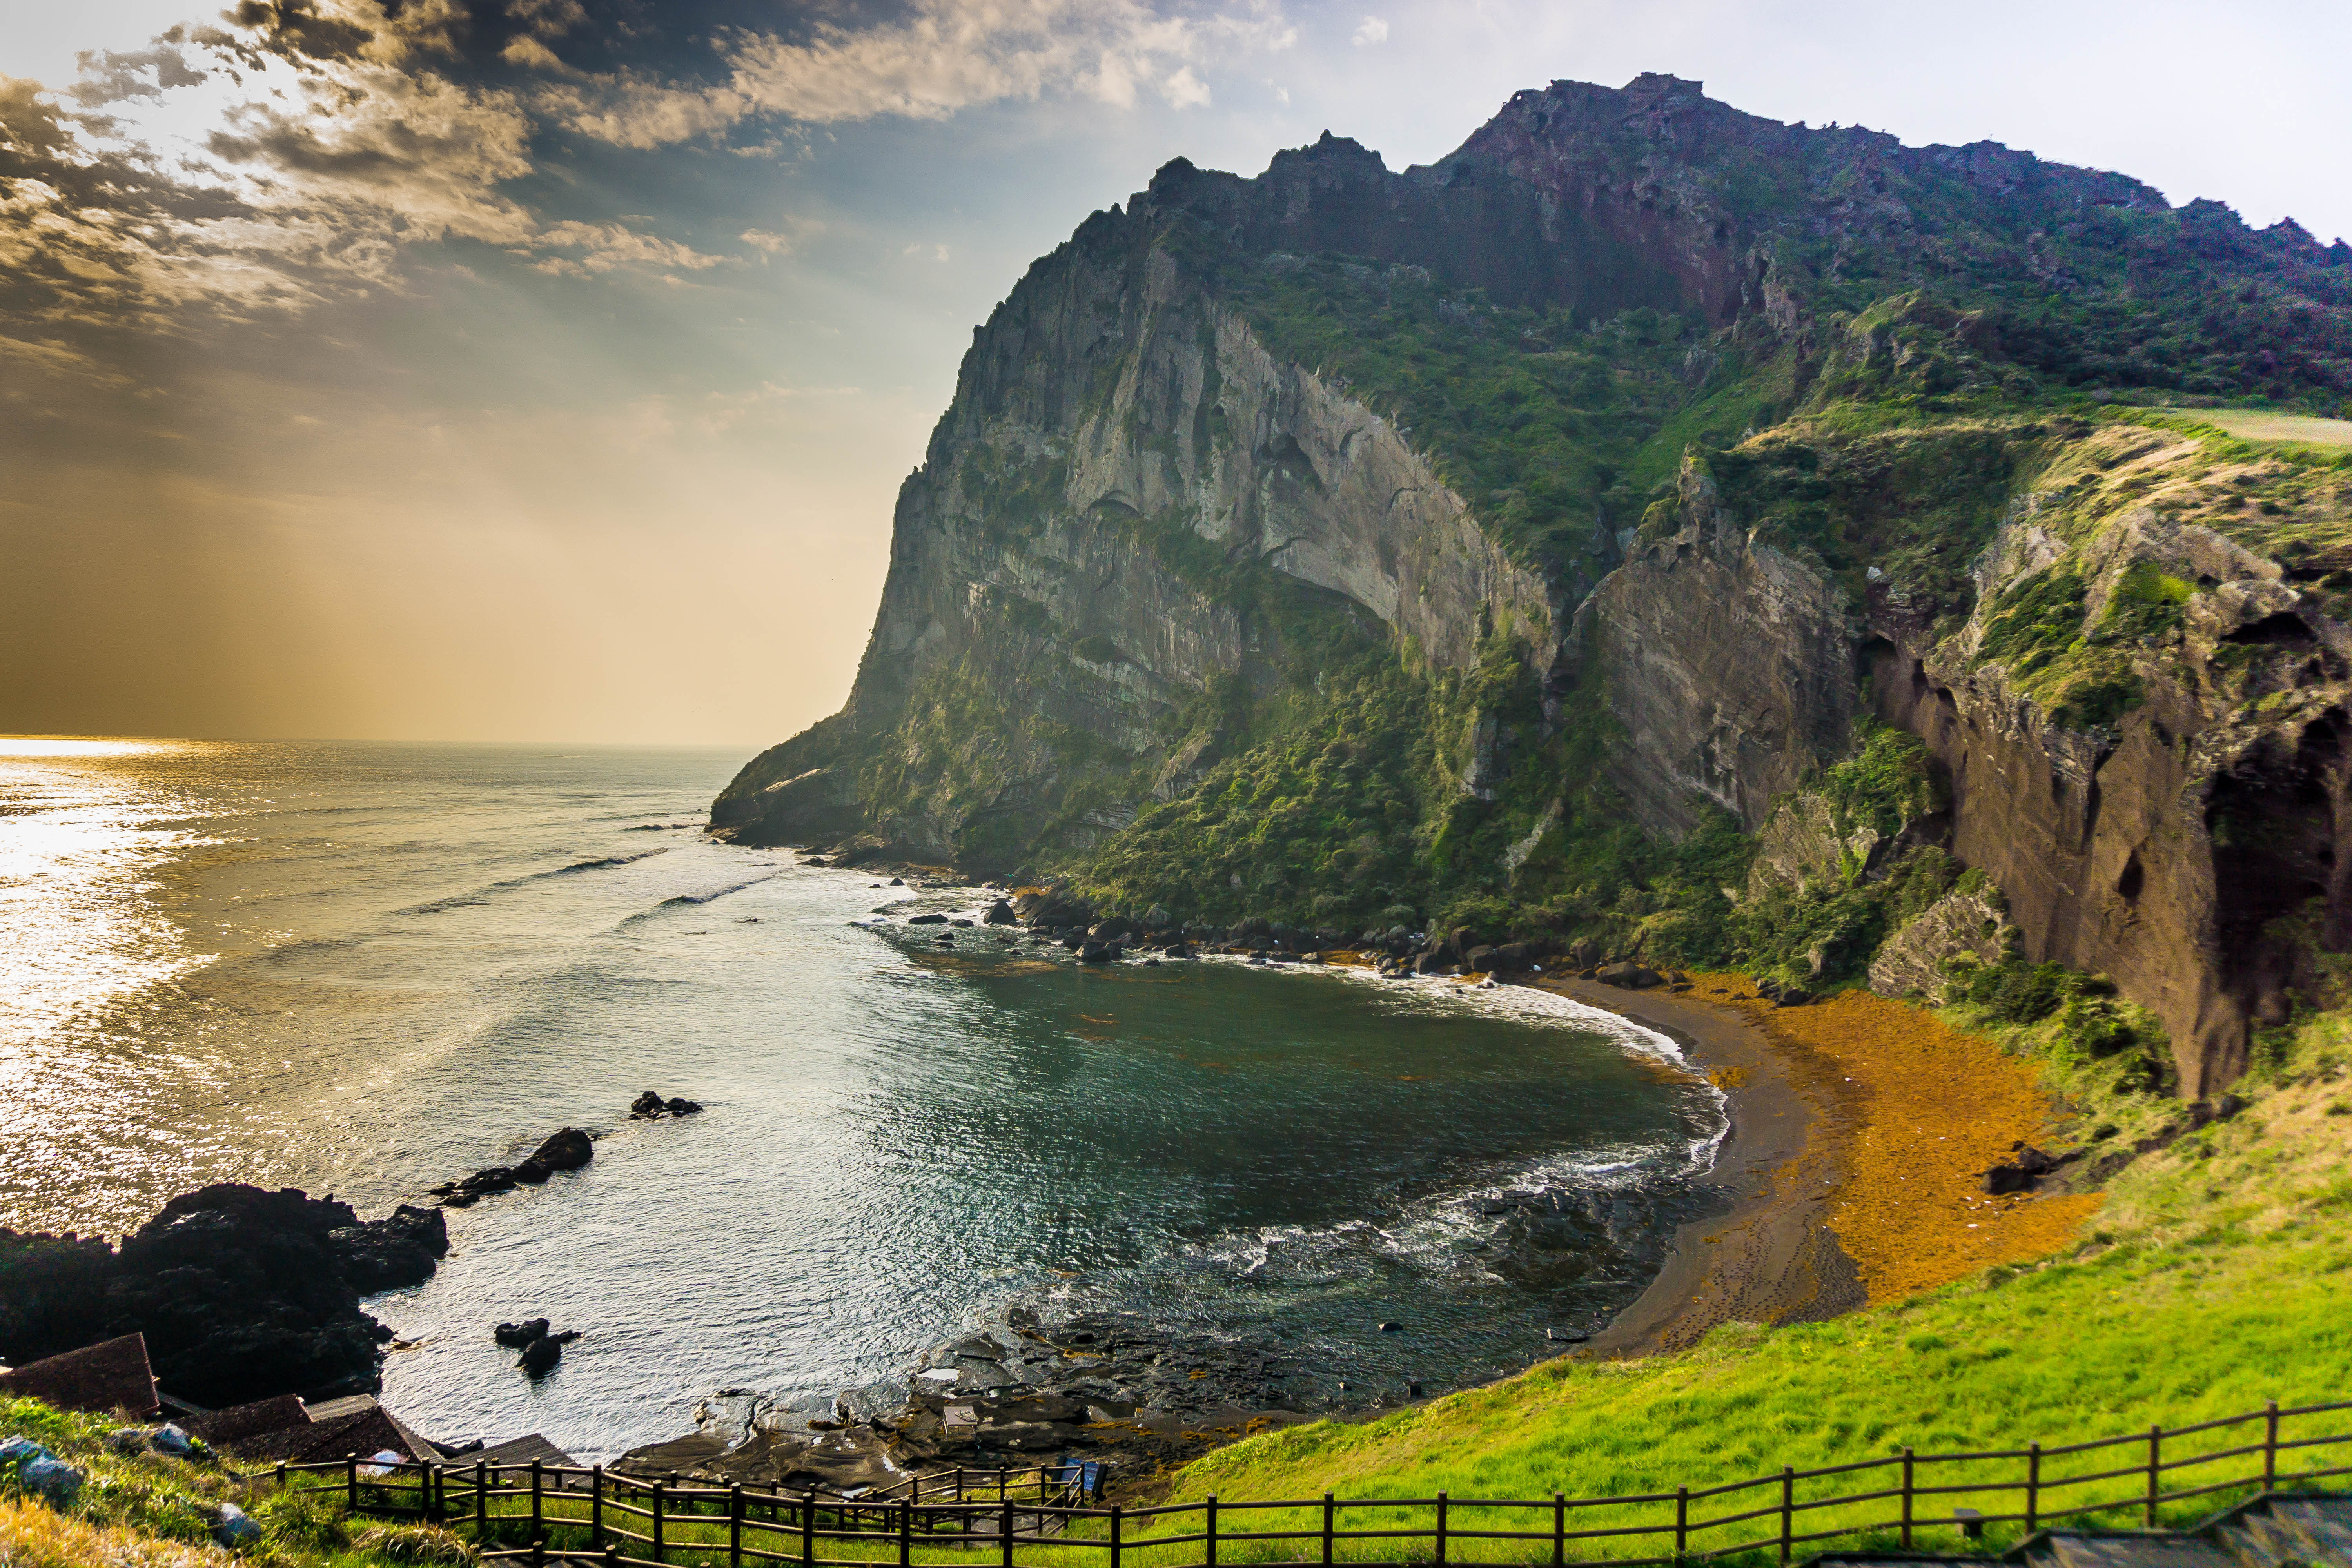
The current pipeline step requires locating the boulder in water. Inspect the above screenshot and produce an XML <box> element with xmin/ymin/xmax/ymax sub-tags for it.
<box><xmin>327</xmin><ymin>1205</ymin><xmax>448</xmax><ymax>1293</ymax></box>
<box><xmin>530</xmin><ymin>1128</ymin><xmax>593</xmax><ymax>1171</ymax></box>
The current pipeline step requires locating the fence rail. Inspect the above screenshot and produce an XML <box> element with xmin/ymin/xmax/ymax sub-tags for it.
<box><xmin>281</xmin><ymin>1399</ymin><xmax>2350</xmax><ymax>1568</ymax></box>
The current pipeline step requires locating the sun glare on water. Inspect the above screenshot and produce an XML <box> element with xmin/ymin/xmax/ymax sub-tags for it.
<box><xmin>0</xmin><ymin>739</ymin><xmax>216</xmax><ymax>1055</ymax></box>
<box><xmin>0</xmin><ymin>736</ymin><xmax>185</xmax><ymax>760</ymax></box>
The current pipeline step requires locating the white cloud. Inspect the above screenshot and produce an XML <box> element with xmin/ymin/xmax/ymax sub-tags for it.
<box><xmin>525</xmin><ymin>221</ymin><xmax>726</xmax><ymax>278</ymax></box>
<box><xmin>1162</xmin><ymin>66</ymin><xmax>1211</xmax><ymax>108</ymax></box>
<box><xmin>546</xmin><ymin>0</ymin><xmax>1294</xmax><ymax>147</ymax></box>
<box><xmin>740</xmin><ymin>220</ymin><xmax>824</xmax><ymax>259</ymax></box>
<box><xmin>1352</xmin><ymin>16</ymin><xmax>1390</xmax><ymax>45</ymax></box>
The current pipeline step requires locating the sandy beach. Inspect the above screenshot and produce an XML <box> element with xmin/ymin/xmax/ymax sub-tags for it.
<box><xmin>1532</xmin><ymin>974</ymin><xmax>2103</xmax><ymax>1358</ymax></box>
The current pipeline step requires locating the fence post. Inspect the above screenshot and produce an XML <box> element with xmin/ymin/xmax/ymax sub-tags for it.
<box><xmin>1901</xmin><ymin>1449</ymin><xmax>1914</xmax><ymax>1550</ymax></box>
<box><xmin>478</xmin><ymin>1462</ymin><xmax>490</xmax><ymax>1536</ymax></box>
<box><xmin>802</xmin><ymin>1488</ymin><xmax>816</xmax><ymax>1568</ymax></box>
<box><xmin>532</xmin><ymin>1460</ymin><xmax>544</xmax><ymax>1540</ymax></box>
<box><xmin>1675</xmin><ymin>1485</ymin><xmax>1689</xmax><ymax>1562</ymax></box>
<box><xmin>533</xmin><ymin>1538</ymin><xmax>545</xmax><ymax>1568</ymax></box>
<box><xmin>2265</xmin><ymin>1401</ymin><xmax>2281</xmax><ymax>1491</ymax></box>
<box><xmin>1436</xmin><ymin>1492</ymin><xmax>1448</xmax><ymax>1568</ymax></box>
<box><xmin>592</xmin><ymin>1466</ymin><xmax>604</xmax><ymax>1550</ymax></box>
<box><xmin>348</xmin><ymin>1454</ymin><xmax>360</xmax><ymax>1515</ymax></box>
<box><xmin>1323</xmin><ymin>1493</ymin><xmax>1335</xmax><ymax>1567</ymax></box>
<box><xmin>1553</xmin><ymin>1493</ymin><xmax>1565</xmax><ymax>1568</ymax></box>
<box><xmin>2147</xmin><ymin>1425</ymin><xmax>2162</xmax><ymax>1528</ymax></box>
<box><xmin>2027</xmin><ymin>1442</ymin><xmax>2042</xmax><ymax>1535</ymax></box>
<box><xmin>1780</xmin><ymin>1465</ymin><xmax>1794</xmax><ymax>1566</ymax></box>
<box><xmin>1206</xmin><ymin>1495</ymin><xmax>1218</xmax><ymax>1568</ymax></box>
<box><xmin>900</xmin><ymin>1496</ymin><xmax>913</xmax><ymax>1568</ymax></box>
<box><xmin>653</xmin><ymin>1479</ymin><xmax>667</xmax><ymax>1564</ymax></box>
<box><xmin>1111</xmin><ymin>1503</ymin><xmax>1124</xmax><ymax>1568</ymax></box>
<box><xmin>1002</xmin><ymin>1488</ymin><xmax>1015</xmax><ymax>1568</ymax></box>
<box><xmin>277</xmin><ymin>1461</ymin><xmax>288</xmax><ymax>1495</ymax></box>
<box><xmin>955</xmin><ymin>1468</ymin><xmax>965</xmax><ymax>1504</ymax></box>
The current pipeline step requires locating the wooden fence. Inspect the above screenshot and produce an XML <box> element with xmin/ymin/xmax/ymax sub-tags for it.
<box><xmin>283</xmin><ymin>1398</ymin><xmax>2351</xmax><ymax>1568</ymax></box>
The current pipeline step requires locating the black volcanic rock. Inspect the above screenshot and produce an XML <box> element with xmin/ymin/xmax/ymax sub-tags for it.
<box><xmin>531</xmin><ymin>1128</ymin><xmax>593</xmax><ymax>1171</ymax></box>
<box><xmin>327</xmin><ymin>1205</ymin><xmax>449</xmax><ymax>1293</ymax></box>
<box><xmin>0</xmin><ymin>1184</ymin><xmax>443</xmax><ymax>1407</ymax></box>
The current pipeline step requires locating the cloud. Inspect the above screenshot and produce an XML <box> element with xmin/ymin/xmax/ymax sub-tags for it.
<box><xmin>524</xmin><ymin>220</ymin><xmax>727</xmax><ymax>277</ymax></box>
<box><xmin>740</xmin><ymin>221</ymin><xmax>821</xmax><ymax>258</ymax></box>
<box><xmin>0</xmin><ymin>4</ymin><xmax>545</xmax><ymax>343</ymax></box>
<box><xmin>1352</xmin><ymin>16</ymin><xmax>1389</xmax><ymax>45</ymax></box>
<box><xmin>543</xmin><ymin>0</ymin><xmax>1292</xmax><ymax>146</ymax></box>
<box><xmin>499</xmin><ymin>35</ymin><xmax>575</xmax><ymax>73</ymax></box>
<box><xmin>1162</xmin><ymin>66</ymin><xmax>1210</xmax><ymax>108</ymax></box>
<box><xmin>0</xmin><ymin>0</ymin><xmax>1297</xmax><ymax>372</ymax></box>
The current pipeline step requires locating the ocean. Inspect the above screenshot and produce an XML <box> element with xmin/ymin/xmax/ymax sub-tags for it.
<box><xmin>0</xmin><ymin>738</ymin><xmax>1723</xmax><ymax>1460</ymax></box>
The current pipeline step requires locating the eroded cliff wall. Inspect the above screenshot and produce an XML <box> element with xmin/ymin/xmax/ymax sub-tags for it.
<box><xmin>714</xmin><ymin>200</ymin><xmax>1551</xmax><ymax>864</ymax></box>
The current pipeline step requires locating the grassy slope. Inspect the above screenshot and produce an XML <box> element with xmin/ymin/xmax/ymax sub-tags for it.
<box><xmin>0</xmin><ymin>1398</ymin><xmax>468</xmax><ymax>1568</ymax></box>
<box><xmin>1140</xmin><ymin>1009</ymin><xmax>2352</xmax><ymax>1560</ymax></box>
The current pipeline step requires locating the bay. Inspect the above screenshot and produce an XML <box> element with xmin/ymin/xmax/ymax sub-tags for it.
<box><xmin>0</xmin><ymin>738</ymin><xmax>1720</xmax><ymax>1459</ymax></box>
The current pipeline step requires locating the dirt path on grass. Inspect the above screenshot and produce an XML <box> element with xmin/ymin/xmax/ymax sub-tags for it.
<box><xmin>1531</xmin><ymin>974</ymin><xmax>2103</xmax><ymax>1357</ymax></box>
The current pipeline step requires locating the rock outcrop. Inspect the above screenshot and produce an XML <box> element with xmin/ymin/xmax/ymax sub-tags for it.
<box><xmin>0</xmin><ymin>1186</ymin><xmax>446</xmax><ymax>1407</ymax></box>
<box><xmin>1868</xmin><ymin>882</ymin><xmax>2014</xmax><ymax>1003</ymax></box>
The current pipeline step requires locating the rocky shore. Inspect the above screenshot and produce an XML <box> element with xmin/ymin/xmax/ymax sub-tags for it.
<box><xmin>0</xmin><ymin>1094</ymin><xmax>699</xmax><ymax>1409</ymax></box>
<box><xmin>0</xmin><ymin>1185</ymin><xmax>447</xmax><ymax>1408</ymax></box>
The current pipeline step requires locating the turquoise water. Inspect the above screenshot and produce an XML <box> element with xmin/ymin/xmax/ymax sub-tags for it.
<box><xmin>0</xmin><ymin>739</ymin><xmax>1720</xmax><ymax>1459</ymax></box>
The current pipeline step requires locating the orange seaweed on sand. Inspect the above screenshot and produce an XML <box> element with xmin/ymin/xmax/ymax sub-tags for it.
<box><xmin>1694</xmin><ymin>977</ymin><xmax>2103</xmax><ymax>1304</ymax></box>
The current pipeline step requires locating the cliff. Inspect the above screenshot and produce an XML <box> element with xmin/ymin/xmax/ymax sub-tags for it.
<box><xmin>716</xmin><ymin>73</ymin><xmax>2352</xmax><ymax>1098</ymax></box>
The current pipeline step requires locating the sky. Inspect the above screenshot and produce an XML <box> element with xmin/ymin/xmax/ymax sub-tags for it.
<box><xmin>3</xmin><ymin>1</ymin><xmax>2348</xmax><ymax>748</ymax></box>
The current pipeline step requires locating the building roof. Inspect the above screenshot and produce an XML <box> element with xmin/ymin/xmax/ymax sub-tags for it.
<box><xmin>187</xmin><ymin>1394</ymin><xmax>311</xmax><ymax>1450</ymax></box>
<box><xmin>0</xmin><ymin>1334</ymin><xmax>159</xmax><ymax>1417</ymax></box>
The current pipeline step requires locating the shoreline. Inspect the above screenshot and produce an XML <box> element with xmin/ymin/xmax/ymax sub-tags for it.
<box><xmin>1529</xmin><ymin>973</ymin><xmax>2103</xmax><ymax>1360</ymax></box>
<box><xmin>1529</xmin><ymin>976</ymin><xmax>1865</xmax><ymax>1357</ymax></box>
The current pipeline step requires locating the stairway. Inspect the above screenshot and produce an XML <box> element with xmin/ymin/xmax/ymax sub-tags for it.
<box><xmin>2210</xmin><ymin>1495</ymin><xmax>2352</xmax><ymax>1568</ymax></box>
<box><xmin>1820</xmin><ymin>1492</ymin><xmax>2352</xmax><ymax>1568</ymax></box>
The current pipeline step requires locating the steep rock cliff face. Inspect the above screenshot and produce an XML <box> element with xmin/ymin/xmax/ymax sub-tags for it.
<box><xmin>714</xmin><ymin>205</ymin><xmax>1550</xmax><ymax>864</ymax></box>
<box><xmin>1573</xmin><ymin>463</ymin><xmax>1860</xmax><ymax>837</ymax></box>
<box><xmin>719</xmin><ymin>72</ymin><xmax>2352</xmax><ymax>1097</ymax></box>
<box><xmin>1591</xmin><ymin>416</ymin><xmax>2352</xmax><ymax>1095</ymax></box>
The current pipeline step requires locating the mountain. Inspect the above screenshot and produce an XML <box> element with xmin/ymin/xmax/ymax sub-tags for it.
<box><xmin>712</xmin><ymin>73</ymin><xmax>2352</xmax><ymax>1100</ymax></box>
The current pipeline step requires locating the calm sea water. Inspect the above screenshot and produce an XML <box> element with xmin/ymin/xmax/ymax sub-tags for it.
<box><xmin>0</xmin><ymin>739</ymin><xmax>1720</xmax><ymax>1459</ymax></box>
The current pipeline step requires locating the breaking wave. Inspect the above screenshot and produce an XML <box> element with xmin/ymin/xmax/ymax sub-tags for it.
<box><xmin>399</xmin><ymin>848</ymin><xmax>671</xmax><ymax>915</ymax></box>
